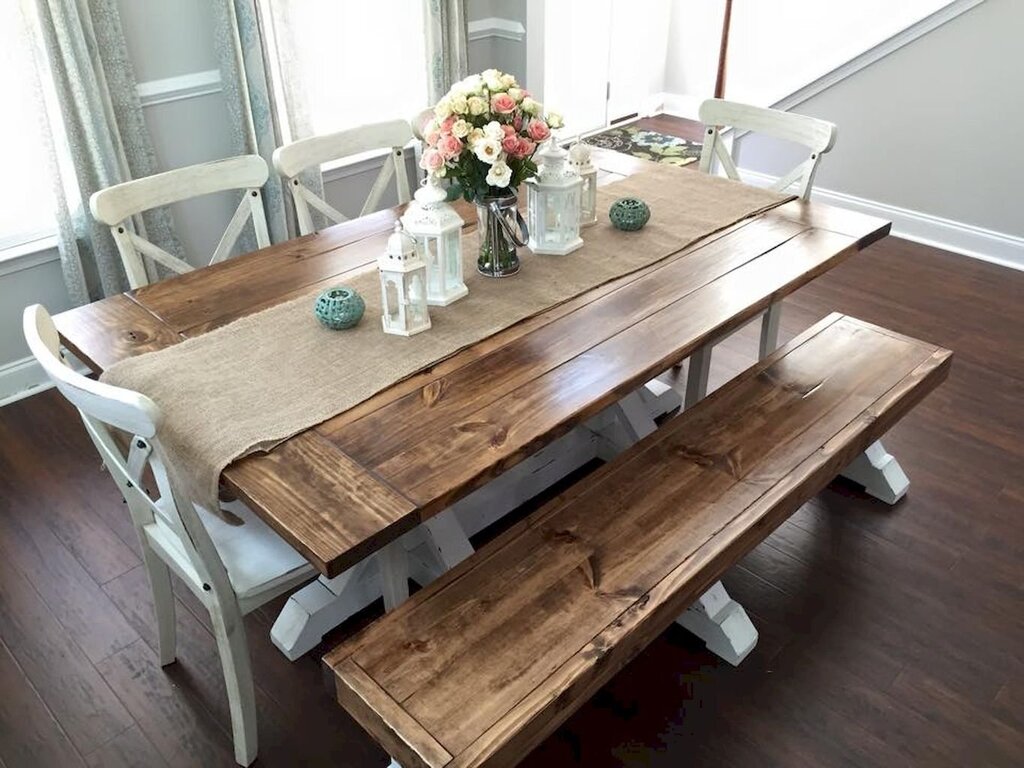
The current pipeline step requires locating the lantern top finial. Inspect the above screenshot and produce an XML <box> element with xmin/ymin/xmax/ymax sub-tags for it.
<box><xmin>386</xmin><ymin>222</ymin><xmax>416</xmax><ymax>259</ymax></box>
<box><xmin>567</xmin><ymin>140</ymin><xmax>595</xmax><ymax>173</ymax></box>
<box><xmin>414</xmin><ymin>175</ymin><xmax>449</xmax><ymax>207</ymax></box>
<box><xmin>534</xmin><ymin>140</ymin><xmax>579</xmax><ymax>186</ymax></box>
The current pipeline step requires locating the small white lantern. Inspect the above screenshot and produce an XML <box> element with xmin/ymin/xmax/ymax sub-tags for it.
<box><xmin>526</xmin><ymin>141</ymin><xmax>584</xmax><ymax>255</ymax></box>
<box><xmin>378</xmin><ymin>223</ymin><xmax>431</xmax><ymax>337</ymax></box>
<box><xmin>567</xmin><ymin>140</ymin><xmax>598</xmax><ymax>228</ymax></box>
<box><xmin>400</xmin><ymin>176</ymin><xmax>468</xmax><ymax>306</ymax></box>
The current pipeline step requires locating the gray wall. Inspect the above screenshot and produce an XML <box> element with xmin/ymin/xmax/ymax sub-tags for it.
<box><xmin>467</xmin><ymin>0</ymin><xmax>527</xmax><ymax>83</ymax></box>
<box><xmin>736</xmin><ymin>0</ymin><xmax>1024</xmax><ymax>238</ymax></box>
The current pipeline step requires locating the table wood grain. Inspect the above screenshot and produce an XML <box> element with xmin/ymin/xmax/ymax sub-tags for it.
<box><xmin>53</xmin><ymin>149</ymin><xmax>891</xmax><ymax>577</ymax></box>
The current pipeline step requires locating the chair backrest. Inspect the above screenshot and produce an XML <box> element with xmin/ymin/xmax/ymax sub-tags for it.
<box><xmin>698</xmin><ymin>99</ymin><xmax>837</xmax><ymax>201</ymax></box>
<box><xmin>90</xmin><ymin>155</ymin><xmax>271</xmax><ymax>289</ymax></box>
<box><xmin>22</xmin><ymin>304</ymin><xmax>233</xmax><ymax>599</ymax></box>
<box><xmin>273</xmin><ymin>119</ymin><xmax>414</xmax><ymax>236</ymax></box>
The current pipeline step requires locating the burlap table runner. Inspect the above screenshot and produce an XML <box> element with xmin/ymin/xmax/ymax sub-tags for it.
<box><xmin>102</xmin><ymin>163</ymin><xmax>790</xmax><ymax>515</ymax></box>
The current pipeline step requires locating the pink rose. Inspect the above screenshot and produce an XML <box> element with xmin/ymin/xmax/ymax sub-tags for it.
<box><xmin>420</xmin><ymin>148</ymin><xmax>444</xmax><ymax>172</ymax></box>
<box><xmin>491</xmin><ymin>93</ymin><xmax>517</xmax><ymax>114</ymax></box>
<box><xmin>440</xmin><ymin>115</ymin><xmax>457</xmax><ymax>132</ymax></box>
<box><xmin>425</xmin><ymin>130</ymin><xmax>440</xmax><ymax>147</ymax></box>
<box><xmin>501</xmin><ymin>124</ymin><xmax>516</xmax><ymax>137</ymax></box>
<box><xmin>527</xmin><ymin>119</ymin><xmax>550</xmax><ymax>142</ymax></box>
<box><xmin>513</xmin><ymin>115</ymin><xmax>523</xmax><ymax>130</ymax></box>
<box><xmin>517</xmin><ymin>137</ymin><xmax>536</xmax><ymax>157</ymax></box>
<box><xmin>501</xmin><ymin>134</ymin><xmax>520</xmax><ymax>155</ymax></box>
<box><xmin>437</xmin><ymin>133</ymin><xmax>463</xmax><ymax>160</ymax></box>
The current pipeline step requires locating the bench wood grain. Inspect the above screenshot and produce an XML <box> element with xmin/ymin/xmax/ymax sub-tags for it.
<box><xmin>325</xmin><ymin>314</ymin><xmax>951</xmax><ymax>767</ymax></box>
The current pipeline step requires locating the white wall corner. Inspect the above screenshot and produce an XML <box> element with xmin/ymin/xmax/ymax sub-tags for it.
<box><xmin>468</xmin><ymin>17</ymin><xmax>526</xmax><ymax>43</ymax></box>
<box><xmin>137</xmin><ymin>69</ymin><xmax>223</xmax><ymax>108</ymax></box>
<box><xmin>657</xmin><ymin>92</ymin><xmax>704</xmax><ymax>121</ymax></box>
<box><xmin>736</xmin><ymin>167</ymin><xmax>1024</xmax><ymax>272</ymax></box>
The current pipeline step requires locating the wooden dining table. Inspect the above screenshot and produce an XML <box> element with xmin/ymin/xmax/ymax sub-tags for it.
<box><xmin>53</xmin><ymin>148</ymin><xmax>892</xmax><ymax>659</ymax></box>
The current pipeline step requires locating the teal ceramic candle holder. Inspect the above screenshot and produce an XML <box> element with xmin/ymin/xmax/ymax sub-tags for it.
<box><xmin>314</xmin><ymin>286</ymin><xmax>365</xmax><ymax>330</ymax></box>
<box><xmin>609</xmin><ymin>197</ymin><xmax>651</xmax><ymax>231</ymax></box>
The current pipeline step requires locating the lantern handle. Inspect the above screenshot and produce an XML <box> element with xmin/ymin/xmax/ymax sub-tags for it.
<box><xmin>489</xmin><ymin>199</ymin><xmax>529</xmax><ymax>248</ymax></box>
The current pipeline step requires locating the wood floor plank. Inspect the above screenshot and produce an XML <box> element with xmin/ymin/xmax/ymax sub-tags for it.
<box><xmin>0</xmin><ymin>640</ymin><xmax>87</xmax><ymax>768</ymax></box>
<box><xmin>95</xmin><ymin>640</ymin><xmax>236</xmax><ymax>768</ymax></box>
<box><xmin>85</xmin><ymin>724</ymin><xmax>168</xmax><ymax>768</ymax></box>
<box><xmin>0</xmin><ymin>549</ymin><xmax>132</xmax><ymax>755</ymax></box>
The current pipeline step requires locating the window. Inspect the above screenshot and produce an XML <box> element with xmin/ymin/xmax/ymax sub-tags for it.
<box><xmin>263</xmin><ymin>0</ymin><xmax>428</xmax><ymax>139</ymax></box>
<box><xmin>0</xmin><ymin>2</ymin><xmax>57</xmax><ymax>253</ymax></box>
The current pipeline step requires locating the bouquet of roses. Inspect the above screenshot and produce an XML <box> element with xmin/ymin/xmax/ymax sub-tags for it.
<box><xmin>419</xmin><ymin>69</ymin><xmax>563</xmax><ymax>202</ymax></box>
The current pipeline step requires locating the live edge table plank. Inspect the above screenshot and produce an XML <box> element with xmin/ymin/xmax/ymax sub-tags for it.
<box><xmin>52</xmin><ymin>153</ymin><xmax>891</xmax><ymax>577</ymax></box>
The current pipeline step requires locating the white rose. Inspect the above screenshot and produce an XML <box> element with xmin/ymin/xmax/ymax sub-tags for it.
<box><xmin>451</xmin><ymin>119</ymin><xmax>470</xmax><ymax>138</ymax></box>
<box><xmin>482</xmin><ymin>68</ymin><xmax>504</xmax><ymax>91</ymax></box>
<box><xmin>486</xmin><ymin>160</ymin><xmax>512</xmax><ymax>188</ymax></box>
<box><xmin>460</xmin><ymin>74</ymin><xmax>484</xmax><ymax>94</ymax></box>
<box><xmin>473</xmin><ymin>138</ymin><xmax>502</xmax><ymax>165</ymax></box>
<box><xmin>450</xmin><ymin>94</ymin><xmax>468</xmax><ymax>115</ymax></box>
<box><xmin>483</xmin><ymin>120</ymin><xmax>504</xmax><ymax>141</ymax></box>
<box><xmin>434</xmin><ymin>97</ymin><xmax>452</xmax><ymax>119</ymax></box>
<box><xmin>467</xmin><ymin>96</ymin><xmax>488</xmax><ymax>116</ymax></box>
<box><xmin>546</xmin><ymin>111</ymin><xmax>564</xmax><ymax>129</ymax></box>
<box><xmin>521</xmin><ymin>97</ymin><xmax>541</xmax><ymax>116</ymax></box>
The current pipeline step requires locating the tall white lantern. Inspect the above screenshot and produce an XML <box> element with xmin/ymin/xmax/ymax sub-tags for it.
<box><xmin>526</xmin><ymin>141</ymin><xmax>584</xmax><ymax>255</ymax></box>
<box><xmin>378</xmin><ymin>223</ymin><xmax>431</xmax><ymax>337</ymax></box>
<box><xmin>567</xmin><ymin>141</ymin><xmax>598</xmax><ymax>228</ymax></box>
<box><xmin>400</xmin><ymin>176</ymin><xmax>468</xmax><ymax>306</ymax></box>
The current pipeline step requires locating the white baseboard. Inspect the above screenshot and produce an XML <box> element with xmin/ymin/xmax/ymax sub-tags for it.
<box><xmin>653</xmin><ymin>92</ymin><xmax>702</xmax><ymax>121</ymax></box>
<box><xmin>738</xmin><ymin>167</ymin><xmax>1024</xmax><ymax>271</ymax></box>
<box><xmin>0</xmin><ymin>356</ymin><xmax>51</xmax><ymax>407</ymax></box>
<box><xmin>468</xmin><ymin>17</ymin><xmax>526</xmax><ymax>43</ymax></box>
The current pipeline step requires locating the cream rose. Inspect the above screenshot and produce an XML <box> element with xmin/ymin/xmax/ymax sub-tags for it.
<box><xmin>433</xmin><ymin>97</ymin><xmax>452</xmax><ymax>119</ymax></box>
<box><xmin>546</xmin><ymin>111</ymin><xmax>564</xmax><ymax>129</ymax></box>
<box><xmin>451</xmin><ymin>119</ymin><xmax>470</xmax><ymax>138</ymax></box>
<box><xmin>499</xmin><ymin>73</ymin><xmax>516</xmax><ymax>89</ymax></box>
<box><xmin>508</xmin><ymin>87</ymin><xmax>524</xmax><ymax>102</ymax></box>
<box><xmin>467</xmin><ymin>96</ymin><xmax>488</xmax><ymax>116</ymax></box>
<box><xmin>486</xmin><ymin>160</ymin><xmax>512</xmax><ymax>188</ymax></box>
<box><xmin>521</xmin><ymin>97</ymin><xmax>541</xmax><ymax>116</ymax></box>
<box><xmin>450</xmin><ymin>94</ymin><xmax>468</xmax><ymax>115</ymax></box>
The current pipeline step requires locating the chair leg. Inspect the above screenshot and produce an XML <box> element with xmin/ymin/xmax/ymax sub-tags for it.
<box><xmin>210</xmin><ymin>600</ymin><xmax>258</xmax><ymax>766</ymax></box>
<box><xmin>684</xmin><ymin>345</ymin><xmax>713</xmax><ymax>409</ymax></box>
<box><xmin>141</xmin><ymin>548</ymin><xmax>177</xmax><ymax>666</ymax></box>
<box><xmin>759</xmin><ymin>302</ymin><xmax>782</xmax><ymax>359</ymax></box>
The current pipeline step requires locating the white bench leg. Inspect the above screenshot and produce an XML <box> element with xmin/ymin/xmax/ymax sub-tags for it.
<box><xmin>638</xmin><ymin>378</ymin><xmax>682</xmax><ymax>419</ymax></box>
<box><xmin>684</xmin><ymin>345</ymin><xmax>713</xmax><ymax>409</ymax></box>
<box><xmin>759</xmin><ymin>302</ymin><xmax>782</xmax><ymax>359</ymax></box>
<box><xmin>840</xmin><ymin>439</ymin><xmax>909</xmax><ymax>504</ymax></box>
<box><xmin>676</xmin><ymin>580</ymin><xmax>758</xmax><ymax>667</ymax></box>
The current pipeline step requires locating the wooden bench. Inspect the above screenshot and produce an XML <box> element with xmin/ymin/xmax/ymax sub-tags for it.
<box><xmin>324</xmin><ymin>313</ymin><xmax>951</xmax><ymax>768</ymax></box>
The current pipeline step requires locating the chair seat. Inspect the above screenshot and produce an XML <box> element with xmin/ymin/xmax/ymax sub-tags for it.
<box><xmin>150</xmin><ymin>497</ymin><xmax>315</xmax><ymax>603</ymax></box>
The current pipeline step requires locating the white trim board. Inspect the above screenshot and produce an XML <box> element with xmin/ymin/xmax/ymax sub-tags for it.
<box><xmin>137</xmin><ymin>69</ymin><xmax>223</xmax><ymax>108</ymax></box>
<box><xmin>0</xmin><ymin>356</ymin><xmax>53</xmax><ymax>407</ymax></box>
<box><xmin>468</xmin><ymin>17</ymin><xmax>526</xmax><ymax>43</ymax></box>
<box><xmin>738</xmin><ymin>167</ymin><xmax>1023</xmax><ymax>272</ymax></box>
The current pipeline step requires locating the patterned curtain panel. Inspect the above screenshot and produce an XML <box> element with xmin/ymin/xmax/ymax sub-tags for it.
<box><xmin>26</xmin><ymin>0</ymin><xmax>182</xmax><ymax>305</ymax></box>
<box><xmin>424</xmin><ymin>0</ymin><xmax>469</xmax><ymax>105</ymax></box>
<box><xmin>211</xmin><ymin>0</ymin><xmax>296</xmax><ymax>246</ymax></box>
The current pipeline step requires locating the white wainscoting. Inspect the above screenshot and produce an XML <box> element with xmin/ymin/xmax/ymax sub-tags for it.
<box><xmin>738</xmin><ymin>167</ymin><xmax>1024</xmax><ymax>271</ymax></box>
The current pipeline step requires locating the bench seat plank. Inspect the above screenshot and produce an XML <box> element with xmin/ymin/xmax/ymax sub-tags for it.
<box><xmin>325</xmin><ymin>313</ymin><xmax>950</xmax><ymax>767</ymax></box>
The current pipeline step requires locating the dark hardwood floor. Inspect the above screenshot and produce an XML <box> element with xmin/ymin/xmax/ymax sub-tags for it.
<box><xmin>2</xmin><ymin>121</ymin><xmax>1022</xmax><ymax>766</ymax></box>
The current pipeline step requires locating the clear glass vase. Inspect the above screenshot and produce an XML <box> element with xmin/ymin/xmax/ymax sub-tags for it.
<box><xmin>475</xmin><ymin>193</ymin><xmax>529</xmax><ymax>278</ymax></box>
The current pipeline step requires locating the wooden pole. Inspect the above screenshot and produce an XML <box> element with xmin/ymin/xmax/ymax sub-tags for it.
<box><xmin>714</xmin><ymin>0</ymin><xmax>733</xmax><ymax>99</ymax></box>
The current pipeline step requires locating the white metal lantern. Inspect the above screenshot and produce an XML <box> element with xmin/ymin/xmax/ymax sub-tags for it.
<box><xmin>567</xmin><ymin>140</ymin><xmax>598</xmax><ymax>227</ymax></box>
<box><xmin>378</xmin><ymin>223</ymin><xmax>431</xmax><ymax>337</ymax></box>
<box><xmin>400</xmin><ymin>176</ymin><xmax>468</xmax><ymax>306</ymax></box>
<box><xmin>526</xmin><ymin>141</ymin><xmax>584</xmax><ymax>255</ymax></box>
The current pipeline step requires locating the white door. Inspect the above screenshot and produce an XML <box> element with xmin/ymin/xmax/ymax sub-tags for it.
<box><xmin>532</xmin><ymin>0</ymin><xmax>612</xmax><ymax>136</ymax></box>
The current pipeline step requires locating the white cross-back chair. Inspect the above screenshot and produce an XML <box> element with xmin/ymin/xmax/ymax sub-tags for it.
<box><xmin>23</xmin><ymin>305</ymin><xmax>315</xmax><ymax>767</ymax></box>
<box><xmin>90</xmin><ymin>155</ymin><xmax>271</xmax><ymax>289</ymax></box>
<box><xmin>685</xmin><ymin>99</ymin><xmax>837</xmax><ymax>407</ymax></box>
<box><xmin>273</xmin><ymin>119</ymin><xmax>414</xmax><ymax>236</ymax></box>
